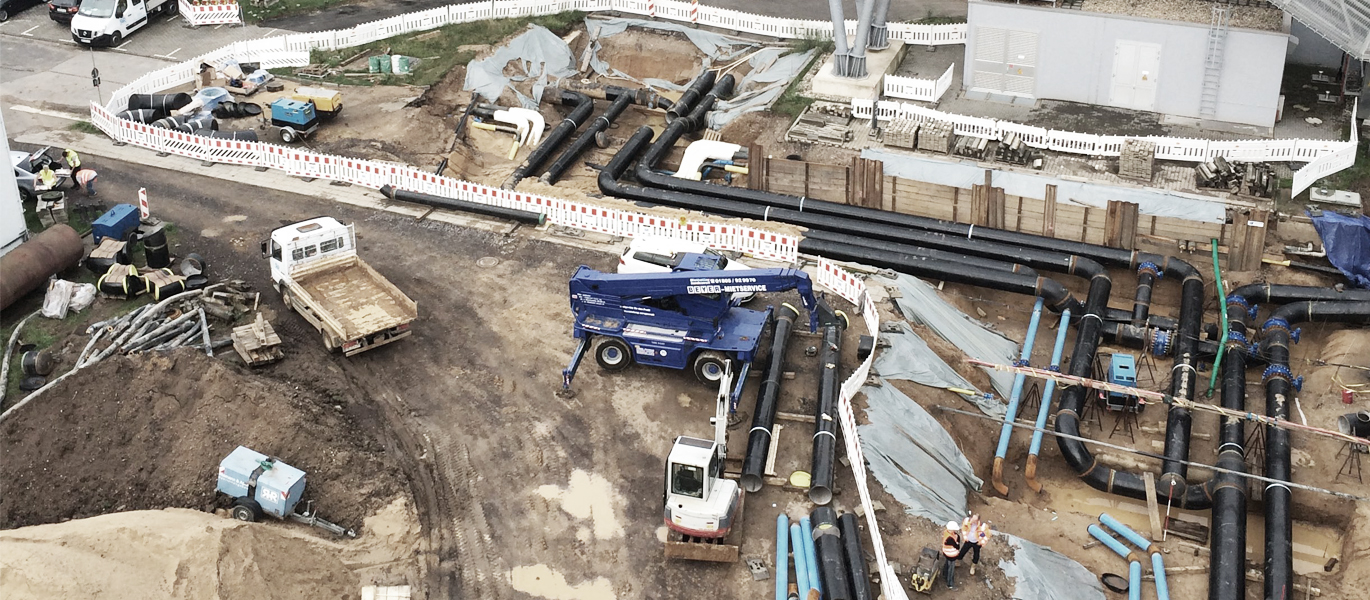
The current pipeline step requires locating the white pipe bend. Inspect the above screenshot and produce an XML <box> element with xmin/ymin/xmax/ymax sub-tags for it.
<box><xmin>493</xmin><ymin>110</ymin><xmax>531</xmax><ymax>144</ymax></box>
<box><xmin>507</xmin><ymin>107</ymin><xmax>545</xmax><ymax>146</ymax></box>
<box><xmin>674</xmin><ymin>140</ymin><xmax>742</xmax><ymax>181</ymax></box>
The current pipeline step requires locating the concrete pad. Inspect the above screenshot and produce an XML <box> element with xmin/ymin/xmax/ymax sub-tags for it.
<box><xmin>810</xmin><ymin>41</ymin><xmax>905</xmax><ymax>101</ymax></box>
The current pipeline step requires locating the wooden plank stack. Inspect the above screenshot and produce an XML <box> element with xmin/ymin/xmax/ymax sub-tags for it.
<box><xmin>232</xmin><ymin>313</ymin><xmax>284</xmax><ymax>366</ymax></box>
<box><xmin>787</xmin><ymin>112</ymin><xmax>854</xmax><ymax>145</ymax></box>
<box><xmin>1119</xmin><ymin>138</ymin><xmax>1156</xmax><ymax>181</ymax></box>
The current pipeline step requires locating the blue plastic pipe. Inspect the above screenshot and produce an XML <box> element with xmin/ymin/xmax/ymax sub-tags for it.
<box><xmin>801</xmin><ymin>517</ymin><xmax>821</xmax><ymax>596</ymax></box>
<box><xmin>777</xmin><ymin>514</ymin><xmax>790</xmax><ymax>600</ymax></box>
<box><xmin>1100</xmin><ymin>513</ymin><xmax>1170</xmax><ymax>600</ymax></box>
<box><xmin>789</xmin><ymin>523</ymin><xmax>810</xmax><ymax>596</ymax></box>
<box><xmin>1088</xmin><ymin>524</ymin><xmax>1142</xmax><ymax>600</ymax></box>
<box><xmin>991</xmin><ymin>297</ymin><xmax>1044</xmax><ymax>494</ymax></box>
<box><xmin>1025</xmin><ymin>308</ymin><xmax>1071</xmax><ymax>492</ymax></box>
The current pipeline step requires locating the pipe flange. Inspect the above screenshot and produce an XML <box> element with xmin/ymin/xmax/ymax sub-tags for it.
<box><xmin>1262</xmin><ymin>317</ymin><xmax>1290</xmax><ymax>336</ymax></box>
<box><xmin>1228</xmin><ymin>330</ymin><xmax>1248</xmax><ymax>345</ymax></box>
<box><xmin>1151</xmin><ymin>329</ymin><xmax>1173</xmax><ymax>357</ymax></box>
<box><xmin>1225</xmin><ymin>294</ymin><xmax>1250</xmax><ymax>311</ymax></box>
<box><xmin>1137</xmin><ymin>261</ymin><xmax>1160</xmax><ymax>278</ymax></box>
<box><xmin>1047</xmin><ymin>365</ymin><xmax>1061</xmax><ymax>373</ymax></box>
<box><xmin>1013</xmin><ymin>358</ymin><xmax>1029</xmax><ymax>368</ymax></box>
<box><xmin>1262</xmin><ymin>364</ymin><xmax>1292</xmax><ymax>384</ymax></box>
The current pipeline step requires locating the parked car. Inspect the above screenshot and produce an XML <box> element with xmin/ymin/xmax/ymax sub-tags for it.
<box><xmin>618</xmin><ymin>236</ymin><xmax>756</xmax><ymax>303</ymax></box>
<box><xmin>48</xmin><ymin>0</ymin><xmax>80</xmax><ymax>23</ymax></box>
<box><xmin>10</xmin><ymin>147</ymin><xmax>57</xmax><ymax>201</ymax></box>
<box><xmin>0</xmin><ymin>0</ymin><xmax>45</xmax><ymax>21</ymax></box>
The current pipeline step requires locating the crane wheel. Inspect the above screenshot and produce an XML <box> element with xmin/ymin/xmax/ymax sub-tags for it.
<box><xmin>231</xmin><ymin>498</ymin><xmax>262</xmax><ymax>522</ymax></box>
<box><xmin>693</xmin><ymin>351</ymin><xmax>729</xmax><ymax>384</ymax></box>
<box><xmin>594</xmin><ymin>338</ymin><xmax>633</xmax><ymax>372</ymax></box>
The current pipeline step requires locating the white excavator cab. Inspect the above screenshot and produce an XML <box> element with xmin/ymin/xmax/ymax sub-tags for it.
<box><xmin>663</xmin><ymin>360</ymin><xmax>740</xmax><ymax>539</ymax></box>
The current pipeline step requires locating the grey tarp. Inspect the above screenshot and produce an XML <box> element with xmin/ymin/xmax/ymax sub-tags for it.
<box><xmin>881</xmin><ymin>273</ymin><xmax>1019</xmax><ymax>401</ymax></box>
<box><xmin>707</xmin><ymin>49</ymin><xmax>815</xmax><ymax>129</ymax></box>
<box><xmin>874</xmin><ymin>321</ymin><xmax>1004</xmax><ymax>419</ymax></box>
<box><xmin>998</xmin><ymin>532</ymin><xmax>1107</xmax><ymax>600</ymax></box>
<box><xmin>858</xmin><ymin>381</ymin><xmax>983</xmax><ymax>525</ymax></box>
<box><xmin>464</xmin><ymin>25</ymin><xmax>577</xmax><ymax>107</ymax></box>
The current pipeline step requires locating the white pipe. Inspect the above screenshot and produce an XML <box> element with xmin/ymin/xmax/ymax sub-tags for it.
<box><xmin>492</xmin><ymin>110</ymin><xmax>531</xmax><ymax>145</ymax></box>
<box><xmin>507</xmin><ymin>107</ymin><xmax>545</xmax><ymax>146</ymax></box>
<box><xmin>674</xmin><ymin>140</ymin><xmax>742</xmax><ymax>181</ymax></box>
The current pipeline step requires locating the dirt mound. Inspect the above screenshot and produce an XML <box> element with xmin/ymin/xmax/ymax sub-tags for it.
<box><xmin>0</xmin><ymin>508</ymin><xmax>358</xmax><ymax>600</ymax></box>
<box><xmin>0</xmin><ymin>350</ymin><xmax>400</xmax><ymax>530</ymax></box>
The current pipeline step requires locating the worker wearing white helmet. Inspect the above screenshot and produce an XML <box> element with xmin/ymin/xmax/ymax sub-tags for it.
<box><xmin>941</xmin><ymin>520</ymin><xmax>963</xmax><ymax>589</ymax></box>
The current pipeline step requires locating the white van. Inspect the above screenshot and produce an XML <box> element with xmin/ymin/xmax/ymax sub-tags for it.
<box><xmin>618</xmin><ymin>237</ymin><xmax>756</xmax><ymax>303</ymax></box>
<box><xmin>71</xmin><ymin>0</ymin><xmax>176</xmax><ymax>46</ymax></box>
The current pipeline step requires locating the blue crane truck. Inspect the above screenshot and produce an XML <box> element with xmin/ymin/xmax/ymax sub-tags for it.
<box><xmin>561</xmin><ymin>251</ymin><xmax>832</xmax><ymax>404</ymax></box>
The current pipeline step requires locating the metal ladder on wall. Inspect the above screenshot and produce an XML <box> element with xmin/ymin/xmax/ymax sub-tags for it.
<box><xmin>1199</xmin><ymin>5</ymin><xmax>1232</xmax><ymax>119</ymax></box>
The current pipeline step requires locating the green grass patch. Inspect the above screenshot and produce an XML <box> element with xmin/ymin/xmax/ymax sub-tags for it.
<box><xmin>772</xmin><ymin>53</ymin><xmax>820</xmax><ymax>120</ymax></box>
<box><xmin>297</xmin><ymin>11</ymin><xmax>584</xmax><ymax>88</ymax></box>
<box><xmin>67</xmin><ymin>121</ymin><xmax>102</xmax><ymax>135</ymax></box>
<box><xmin>788</xmin><ymin>33</ymin><xmax>834</xmax><ymax>56</ymax></box>
<box><xmin>1</xmin><ymin>294</ymin><xmax>154</xmax><ymax>405</ymax></box>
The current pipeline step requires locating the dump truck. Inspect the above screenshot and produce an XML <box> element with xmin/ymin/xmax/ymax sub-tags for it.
<box><xmin>261</xmin><ymin>217</ymin><xmax>416</xmax><ymax>356</ymax></box>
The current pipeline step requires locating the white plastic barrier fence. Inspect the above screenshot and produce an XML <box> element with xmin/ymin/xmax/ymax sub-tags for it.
<box><xmin>883</xmin><ymin>63</ymin><xmax>955</xmax><ymax>103</ymax></box>
<box><xmin>178</xmin><ymin>0</ymin><xmax>242</xmax><ymax>26</ymax></box>
<box><xmin>815</xmin><ymin>258</ymin><xmax>909</xmax><ymax>600</ymax></box>
<box><xmin>858</xmin><ymin>97</ymin><xmax>1360</xmax><ymax>168</ymax></box>
<box><xmin>1292</xmin><ymin>141</ymin><xmax>1358</xmax><ymax>197</ymax></box>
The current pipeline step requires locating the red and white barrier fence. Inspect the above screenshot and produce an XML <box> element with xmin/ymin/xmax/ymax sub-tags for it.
<box><xmin>178</xmin><ymin>0</ymin><xmax>242</xmax><ymax>26</ymax></box>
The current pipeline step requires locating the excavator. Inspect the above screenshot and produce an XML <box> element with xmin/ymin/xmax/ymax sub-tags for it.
<box><xmin>560</xmin><ymin>251</ymin><xmax>832</xmax><ymax>561</ymax></box>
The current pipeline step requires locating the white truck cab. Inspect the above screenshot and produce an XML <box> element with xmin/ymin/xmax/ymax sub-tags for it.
<box><xmin>71</xmin><ymin>0</ymin><xmax>175</xmax><ymax>46</ymax></box>
<box><xmin>264</xmin><ymin>217</ymin><xmax>352</xmax><ymax>288</ymax></box>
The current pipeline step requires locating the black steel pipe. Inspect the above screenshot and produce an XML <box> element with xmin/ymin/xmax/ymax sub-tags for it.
<box><xmin>811</xmin><ymin>506</ymin><xmax>853</xmax><ymax>600</ymax></box>
<box><xmin>802</xmin><ymin>229</ymin><xmax>1039</xmax><ymax>277</ymax></box>
<box><xmin>665</xmin><ymin>71</ymin><xmax>717</xmax><ymax>123</ymax></box>
<box><xmin>798</xmin><ymin>238</ymin><xmax>1081</xmax><ymax>314</ymax></box>
<box><xmin>838</xmin><ymin>512</ymin><xmax>873</xmax><ymax>600</ymax></box>
<box><xmin>1207</xmin><ymin>328</ymin><xmax>1249</xmax><ymax>600</ymax></box>
<box><xmin>741</xmin><ymin>304</ymin><xmax>799</xmax><ymax>493</ymax></box>
<box><xmin>380</xmin><ymin>184</ymin><xmax>546</xmax><ymax>225</ymax></box>
<box><xmin>127</xmin><ymin>93</ymin><xmax>191</xmax><ymax>112</ymax></box>
<box><xmin>1157</xmin><ymin>270</ymin><xmax>1205</xmax><ymax>499</ymax></box>
<box><xmin>502</xmin><ymin>90</ymin><xmax>593</xmax><ymax>189</ymax></box>
<box><xmin>541</xmin><ymin>90</ymin><xmax>635</xmax><ymax>185</ymax></box>
<box><xmin>1132</xmin><ymin>263</ymin><xmax>1159</xmax><ymax>327</ymax></box>
<box><xmin>810</xmin><ymin>316</ymin><xmax>846</xmax><ymax>505</ymax></box>
<box><xmin>1261</xmin><ymin>300</ymin><xmax>1370</xmax><ymax>600</ymax></box>
<box><xmin>681</xmin><ymin>74</ymin><xmax>734</xmax><ymax>131</ymax></box>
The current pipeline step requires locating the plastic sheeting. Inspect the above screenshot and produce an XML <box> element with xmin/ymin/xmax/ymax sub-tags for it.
<box><xmin>881</xmin><ymin>273</ymin><xmax>1018</xmax><ymax>401</ymax></box>
<box><xmin>464</xmin><ymin>25</ymin><xmax>577</xmax><ymax>107</ymax></box>
<box><xmin>583</xmin><ymin>17</ymin><xmax>810</xmax><ymax>129</ymax></box>
<box><xmin>177</xmin><ymin>87</ymin><xmax>231</xmax><ymax>116</ymax></box>
<box><xmin>874</xmin><ymin>321</ymin><xmax>1003</xmax><ymax>418</ymax></box>
<box><xmin>858</xmin><ymin>381</ymin><xmax>983</xmax><ymax>525</ymax></box>
<box><xmin>998</xmin><ymin>532</ymin><xmax>1107</xmax><ymax>600</ymax></box>
<box><xmin>1310</xmin><ymin>209</ymin><xmax>1370</xmax><ymax>289</ymax></box>
<box><xmin>863</xmin><ymin>148</ymin><xmax>1228</xmax><ymax>223</ymax></box>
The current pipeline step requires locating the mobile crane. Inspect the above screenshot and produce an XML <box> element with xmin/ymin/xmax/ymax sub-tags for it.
<box><xmin>560</xmin><ymin>251</ymin><xmax>836</xmax><ymax>561</ymax></box>
<box><xmin>560</xmin><ymin>252</ymin><xmax>824</xmax><ymax>404</ymax></box>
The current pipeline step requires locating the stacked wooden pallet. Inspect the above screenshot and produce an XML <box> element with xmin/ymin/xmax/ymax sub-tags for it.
<box><xmin>882</xmin><ymin>119</ymin><xmax>919</xmax><ymax>149</ymax></box>
<box><xmin>1119</xmin><ymin>139</ymin><xmax>1156</xmax><ymax>181</ymax></box>
<box><xmin>788</xmin><ymin>112</ymin><xmax>854</xmax><ymax>145</ymax></box>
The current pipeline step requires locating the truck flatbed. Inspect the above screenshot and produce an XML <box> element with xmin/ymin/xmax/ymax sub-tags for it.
<box><xmin>289</xmin><ymin>254</ymin><xmax>416</xmax><ymax>342</ymax></box>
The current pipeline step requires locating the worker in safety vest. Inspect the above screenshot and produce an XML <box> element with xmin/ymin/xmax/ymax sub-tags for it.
<box><xmin>36</xmin><ymin>163</ymin><xmax>58</xmax><ymax>191</ymax></box>
<box><xmin>64</xmin><ymin>148</ymin><xmax>83</xmax><ymax>176</ymax></box>
<box><xmin>942</xmin><ymin>520</ymin><xmax>963</xmax><ymax>590</ymax></box>
<box><xmin>74</xmin><ymin>168</ymin><xmax>98</xmax><ymax>196</ymax></box>
<box><xmin>961</xmin><ymin>515</ymin><xmax>991</xmax><ymax>575</ymax></box>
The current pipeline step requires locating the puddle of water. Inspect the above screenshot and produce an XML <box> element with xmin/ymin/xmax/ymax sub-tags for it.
<box><xmin>536</xmin><ymin>470</ymin><xmax>624</xmax><ymax>540</ymax></box>
<box><xmin>509</xmin><ymin>564</ymin><xmax>616</xmax><ymax>600</ymax></box>
<box><xmin>1055</xmin><ymin>488</ymin><xmax>1342</xmax><ymax>574</ymax></box>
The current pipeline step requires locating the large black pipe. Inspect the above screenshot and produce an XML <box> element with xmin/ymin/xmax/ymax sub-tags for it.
<box><xmin>810</xmin><ymin>316</ymin><xmax>846</xmax><ymax>505</ymax></box>
<box><xmin>1207</xmin><ymin>298</ymin><xmax>1250</xmax><ymax>600</ymax></box>
<box><xmin>741</xmin><ymin>304</ymin><xmax>799</xmax><ymax>493</ymax></box>
<box><xmin>665</xmin><ymin>71</ymin><xmax>717</xmax><ymax>123</ymax></box>
<box><xmin>680</xmin><ymin>74</ymin><xmax>734</xmax><ymax>131</ymax></box>
<box><xmin>811</xmin><ymin>507</ymin><xmax>853</xmax><ymax>600</ymax></box>
<box><xmin>380</xmin><ymin>185</ymin><xmax>546</xmax><ymax>225</ymax></box>
<box><xmin>1132</xmin><ymin>262</ymin><xmax>1159</xmax><ymax>327</ymax></box>
<box><xmin>639</xmin><ymin>75</ymin><xmax>734</xmax><ymax>181</ymax></box>
<box><xmin>803</xmin><ymin>229</ymin><xmax>1039</xmax><ymax>277</ymax></box>
<box><xmin>1157</xmin><ymin>268</ymin><xmax>1205</xmax><ymax>499</ymax></box>
<box><xmin>502</xmin><ymin>90</ymin><xmax>593</xmax><ymax>189</ymax></box>
<box><xmin>1261</xmin><ymin>301</ymin><xmax>1370</xmax><ymax>600</ymax></box>
<box><xmin>799</xmin><ymin>238</ymin><xmax>1080</xmax><ymax>314</ymax></box>
<box><xmin>541</xmin><ymin>88</ymin><xmax>638</xmax><ymax>185</ymax></box>
<box><xmin>837</xmin><ymin>513</ymin><xmax>873</xmax><ymax>600</ymax></box>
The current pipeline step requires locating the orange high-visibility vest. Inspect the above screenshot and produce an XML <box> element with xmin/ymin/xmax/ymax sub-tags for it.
<box><xmin>942</xmin><ymin>532</ymin><xmax>962</xmax><ymax>558</ymax></box>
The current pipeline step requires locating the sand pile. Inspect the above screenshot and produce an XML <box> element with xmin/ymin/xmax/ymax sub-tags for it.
<box><xmin>0</xmin><ymin>350</ymin><xmax>400</xmax><ymax>529</ymax></box>
<box><xmin>0</xmin><ymin>508</ymin><xmax>358</xmax><ymax>600</ymax></box>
